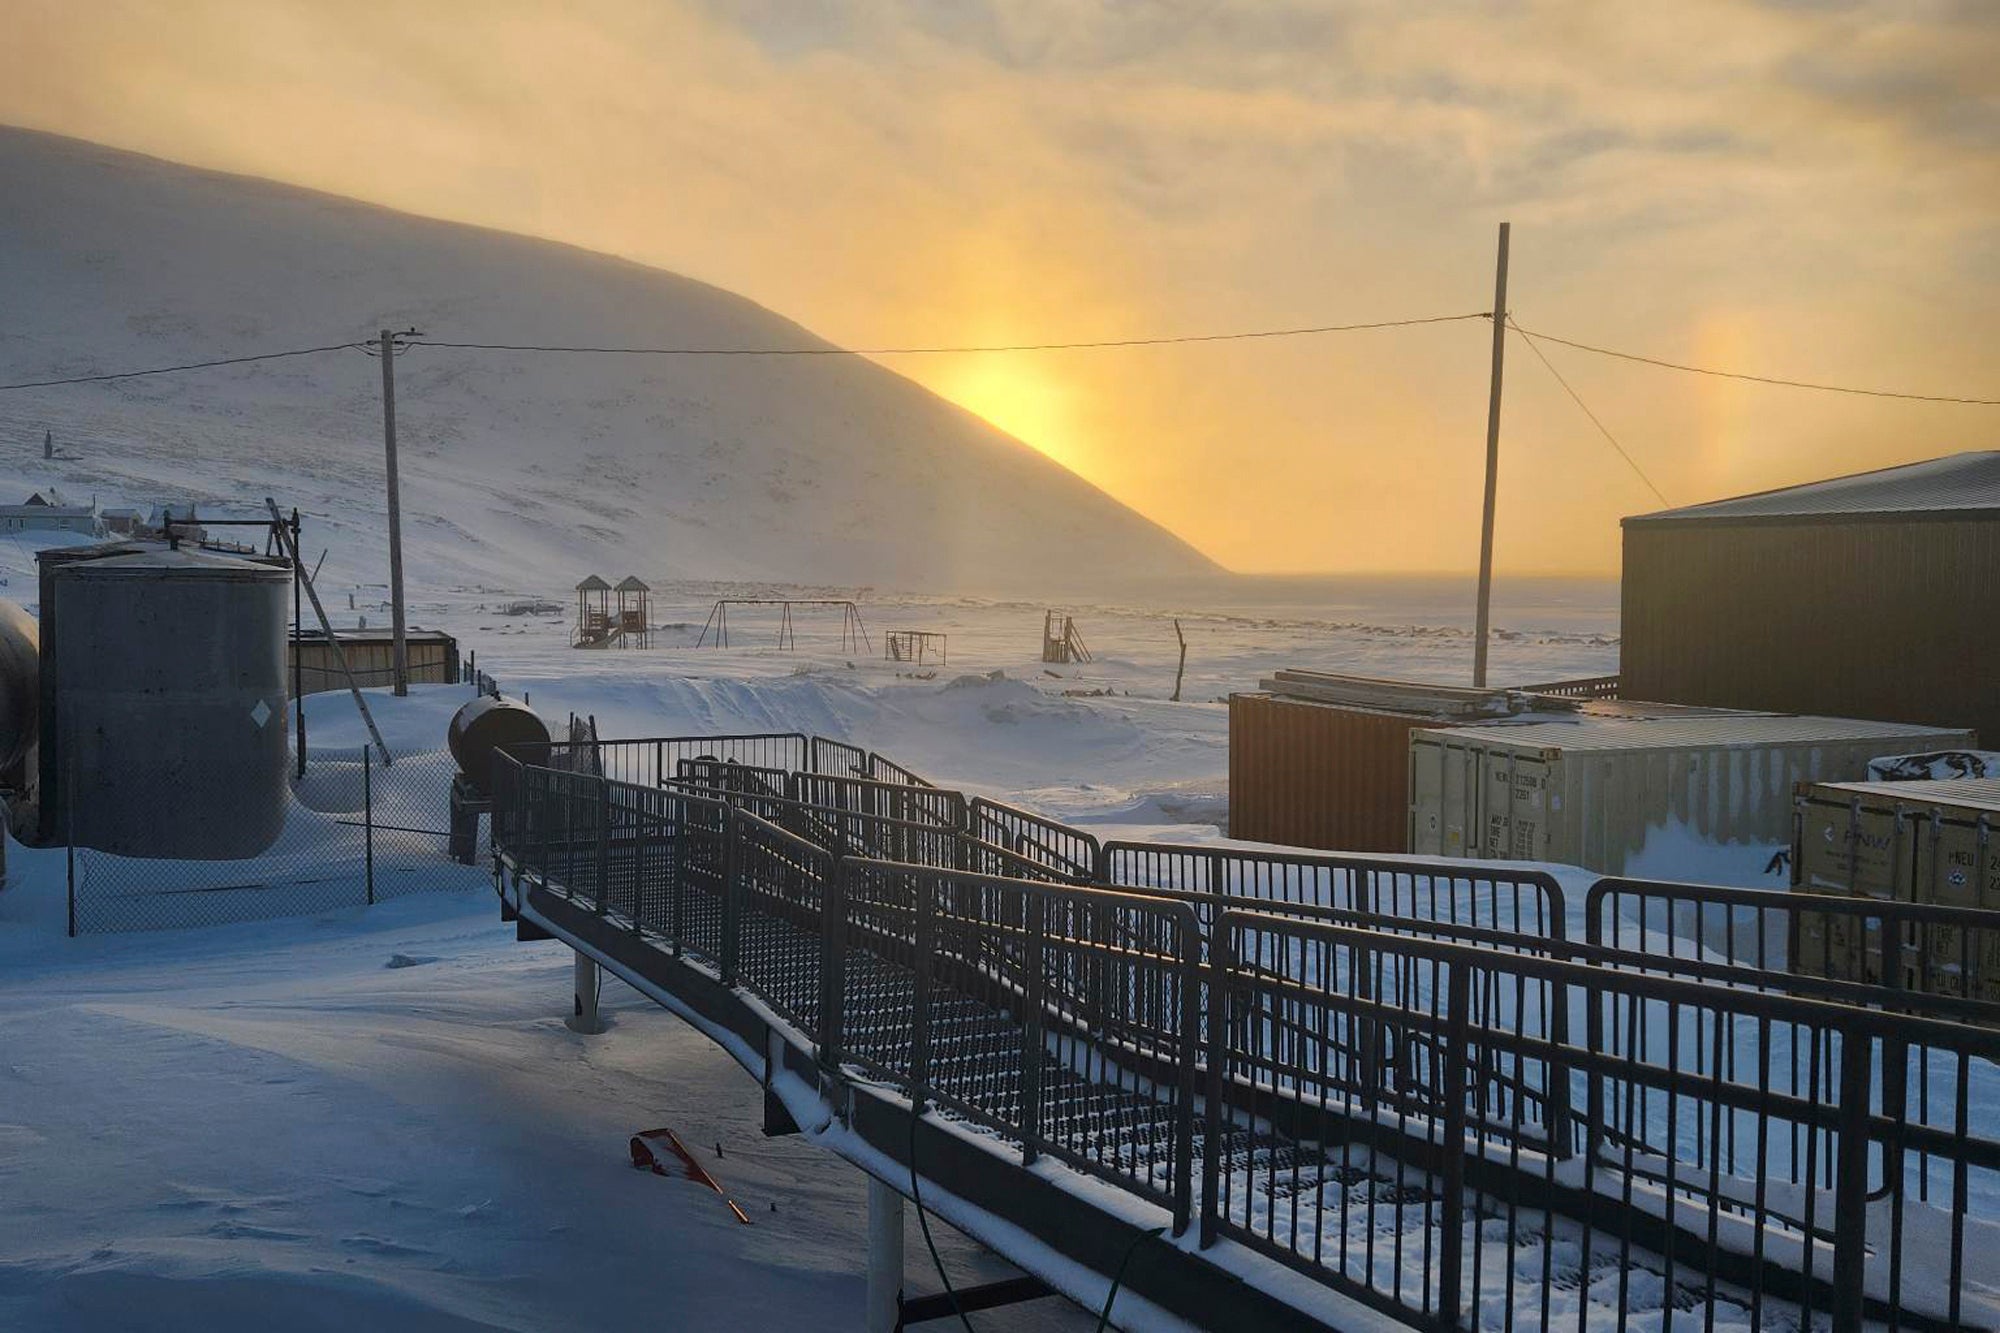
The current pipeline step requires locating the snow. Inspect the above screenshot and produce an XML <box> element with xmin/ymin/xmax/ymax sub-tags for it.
<box><xmin>0</xmin><ymin>125</ymin><xmax>1217</xmax><ymax>595</ymax></box>
<box><xmin>0</xmin><ymin>561</ymin><xmax>1631</xmax><ymax>1328</ymax></box>
<box><xmin>4</xmin><ymin>117</ymin><xmax>1965</xmax><ymax>1333</ymax></box>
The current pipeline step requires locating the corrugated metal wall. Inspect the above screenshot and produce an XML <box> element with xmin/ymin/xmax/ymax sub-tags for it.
<box><xmin>1228</xmin><ymin>692</ymin><xmax>1437</xmax><ymax>853</ymax></box>
<box><xmin>289</xmin><ymin>639</ymin><xmax>456</xmax><ymax>694</ymax></box>
<box><xmin>1622</xmin><ymin>516</ymin><xmax>2000</xmax><ymax>746</ymax></box>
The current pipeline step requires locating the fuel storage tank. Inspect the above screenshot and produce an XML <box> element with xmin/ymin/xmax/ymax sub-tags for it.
<box><xmin>448</xmin><ymin>695</ymin><xmax>549</xmax><ymax>797</ymax></box>
<box><xmin>46</xmin><ymin>546</ymin><xmax>291</xmax><ymax>858</ymax></box>
<box><xmin>0</xmin><ymin>598</ymin><xmax>40</xmax><ymax>780</ymax></box>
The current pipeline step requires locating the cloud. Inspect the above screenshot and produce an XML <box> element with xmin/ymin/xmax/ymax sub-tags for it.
<box><xmin>0</xmin><ymin>0</ymin><xmax>1994</xmax><ymax>573</ymax></box>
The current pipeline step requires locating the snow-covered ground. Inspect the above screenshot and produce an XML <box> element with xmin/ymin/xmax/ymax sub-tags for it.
<box><xmin>0</xmin><ymin>567</ymin><xmax>1624</xmax><ymax>1331</ymax></box>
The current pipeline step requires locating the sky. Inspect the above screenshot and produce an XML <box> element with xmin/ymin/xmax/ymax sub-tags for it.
<box><xmin>1</xmin><ymin>0</ymin><xmax>1995</xmax><ymax>574</ymax></box>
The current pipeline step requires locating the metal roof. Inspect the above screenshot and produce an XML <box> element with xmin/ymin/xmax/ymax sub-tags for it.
<box><xmin>1421</xmin><ymin>713</ymin><xmax>1972</xmax><ymax>753</ymax></box>
<box><xmin>1812</xmin><ymin>776</ymin><xmax>2000</xmax><ymax>813</ymax></box>
<box><xmin>1624</xmin><ymin>451</ymin><xmax>2000</xmax><ymax>526</ymax></box>
<box><xmin>614</xmin><ymin>575</ymin><xmax>650</xmax><ymax>592</ymax></box>
<box><xmin>575</xmin><ymin>574</ymin><xmax>611</xmax><ymax>591</ymax></box>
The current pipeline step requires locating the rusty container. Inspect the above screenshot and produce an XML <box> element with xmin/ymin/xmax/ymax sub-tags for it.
<box><xmin>1228</xmin><ymin>689</ymin><xmax>1466</xmax><ymax>854</ymax></box>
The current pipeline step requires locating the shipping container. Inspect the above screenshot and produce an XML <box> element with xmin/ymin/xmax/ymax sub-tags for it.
<box><xmin>1230</xmin><ymin>691</ymin><xmax>1445</xmax><ymax>853</ymax></box>
<box><xmin>1409</xmin><ymin>714</ymin><xmax>1975</xmax><ymax>876</ymax></box>
<box><xmin>288</xmin><ymin>628</ymin><xmax>459</xmax><ymax>695</ymax></box>
<box><xmin>1228</xmin><ymin>673</ymin><xmax>1574</xmax><ymax>854</ymax></box>
<box><xmin>1792</xmin><ymin>777</ymin><xmax>2000</xmax><ymax>1000</ymax></box>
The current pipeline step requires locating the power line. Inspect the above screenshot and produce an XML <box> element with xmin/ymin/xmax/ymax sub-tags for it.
<box><xmin>1502</xmin><ymin>319</ymin><xmax>2000</xmax><ymax>406</ymax></box>
<box><xmin>410</xmin><ymin>312</ymin><xmax>1490</xmax><ymax>357</ymax></box>
<box><xmin>0</xmin><ymin>342</ymin><xmax>367</xmax><ymax>392</ymax></box>
<box><xmin>1509</xmin><ymin>317</ymin><xmax>1672</xmax><ymax>507</ymax></box>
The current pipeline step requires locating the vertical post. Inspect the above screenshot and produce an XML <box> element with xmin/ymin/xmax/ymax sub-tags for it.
<box><xmin>865</xmin><ymin>1175</ymin><xmax>905</xmax><ymax>1333</ymax></box>
<box><xmin>291</xmin><ymin>509</ymin><xmax>305</xmax><ymax>778</ymax></box>
<box><xmin>1436</xmin><ymin>961</ymin><xmax>1473</xmax><ymax>1330</ymax></box>
<box><xmin>363</xmin><ymin>746</ymin><xmax>376</xmax><ymax>906</ymax></box>
<box><xmin>379</xmin><ymin>329</ymin><xmax>410</xmax><ymax>697</ymax></box>
<box><xmin>1830</xmin><ymin>1033</ymin><xmax>1873</xmax><ymax>1333</ymax></box>
<box><xmin>1471</xmin><ymin>221</ymin><xmax>1511</xmax><ymax>688</ymax></box>
<box><xmin>567</xmin><ymin>951</ymin><xmax>605</xmax><ymax>1034</ymax></box>
<box><xmin>1199</xmin><ymin>916</ymin><xmax>1229</xmax><ymax>1249</ymax></box>
<box><xmin>65</xmin><ymin>752</ymin><xmax>76</xmax><ymax>938</ymax></box>
<box><xmin>1020</xmin><ymin>894</ymin><xmax>1047</xmax><ymax>1165</ymax></box>
<box><xmin>820</xmin><ymin>860</ymin><xmax>848</xmax><ymax>1070</ymax></box>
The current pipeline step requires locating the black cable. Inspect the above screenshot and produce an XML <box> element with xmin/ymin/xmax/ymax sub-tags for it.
<box><xmin>1094</xmin><ymin>1225</ymin><xmax>1168</xmax><ymax>1331</ymax></box>
<box><xmin>410</xmin><ymin>312</ymin><xmax>1489</xmax><ymax>357</ymax></box>
<box><xmin>1508</xmin><ymin>317</ymin><xmax>1672</xmax><ymax>507</ymax></box>
<box><xmin>1502</xmin><ymin>319</ymin><xmax>2000</xmax><ymax>406</ymax></box>
<box><xmin>908</xmin><ymin>1099</ymin><xmax>976</xmax><ymax>1332</ymax></box>
<box><xmin>0</xmin><ymin>342</ymin><xmax>367</xmax><ymax>391</ymax></box>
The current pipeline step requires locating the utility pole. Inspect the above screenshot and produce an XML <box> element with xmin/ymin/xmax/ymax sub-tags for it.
<box><xmin>379</xmin><ymin>328</ymin><xmax>409</xmax><ymax>696</ymax></box>
<box><xmin>1471</xmin><ymin>222</ymin><xmax>1510</xmax><ymax>688</ymax></box>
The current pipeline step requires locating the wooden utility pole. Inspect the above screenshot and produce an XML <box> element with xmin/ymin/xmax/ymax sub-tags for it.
<box><xmin>1471</xmin><ymin>223</ymin><xmax>1510</xmax><ymax>688</ymax></box>
<box><xmin>379</xmin><ymin>329</ymin><xmax>409</xmax><ymax>696</ymax></box>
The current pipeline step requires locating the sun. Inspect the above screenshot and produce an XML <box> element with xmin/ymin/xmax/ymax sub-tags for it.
<box><xmin>923</xmin><ymin>355</ymin><xmax>1088</xmax><ymax>475</ymax></box>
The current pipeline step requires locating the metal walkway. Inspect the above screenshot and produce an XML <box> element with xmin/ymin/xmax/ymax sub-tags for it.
<box><xmin>488</xmin><ymin>742</ymin><xmax>2000</xmax><ymax>1333</ymax></box>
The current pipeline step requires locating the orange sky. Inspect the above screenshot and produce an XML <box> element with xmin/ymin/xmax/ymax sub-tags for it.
<box><xmin>2</xmin><ymin>0</ymin><xmax>1995</xmax><ymax>573</ymax></box>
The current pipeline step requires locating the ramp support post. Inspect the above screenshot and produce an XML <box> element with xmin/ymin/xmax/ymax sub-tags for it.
<box><xmin>866</xmin><ymin>1175</ymin><xmax>904</xmax><ymax>1333</ymax></box>
<box><xmin>566</xmin><ymin>951</ymin><xmax>606</xmax><ymax>1034</ymax></box>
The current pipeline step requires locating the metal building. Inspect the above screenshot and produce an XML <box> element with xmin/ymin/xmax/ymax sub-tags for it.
<box><xmin>1621</xmin><ymin>451</ymin><xmax>2000</xmax><ymax>745</ymax></box>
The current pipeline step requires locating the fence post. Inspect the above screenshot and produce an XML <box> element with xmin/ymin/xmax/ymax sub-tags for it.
<box><xmin>720</xmin><ymin>806</ymin><xmax>740</xmax><ymax>987</ymax></box>
<box><xmin>820</xmin><ymin>860</ymin><xmax>847</xmax><ymax>1071</ymax></box>
<box><xmin>1199</xmin><ymin>917</ymin><xmax>1229</xmax><ymax>1249</ymax></box>
<box><xmin>596</xmin><ymin>775</ymin><xmax>611</xmax><ymax>916</ymax></box>
<box><xmin>1020</xmin><ymin>892</ymin><xmax>1047</xmax><ymax>1166</ymax></box>
<box><xmin>65</xmin><ymin>766</ymin><xmax>77</xmax><ymax>937</ymax></box>
<box><xmin>631</xmin><ymin>803</ymin><xmax>648</xmax><ymax>936</ymax></box>
<box><xmin>1435</xmin><ymin>961</ymin><xmax>1473</xmax><ymax>1332</ymax></box>
<box><xmin>1171</xmin><ymin>913</ymin><xmax>1199</xmax><ymax>1237</ymax></box>
<box><xmin>363</xmin><ymin>746</ymin><xmax>376</xmax><ymax>906</ymax></box>
<box><xmin>910</xmin><ymin>869</ymin><xmax>933</xmax><ymax>1114</ymax></box>
<box><xmin>1831</xmin><ymin>1033</ymin><xmax>1874</xmax><ymax>1333</ymax></box>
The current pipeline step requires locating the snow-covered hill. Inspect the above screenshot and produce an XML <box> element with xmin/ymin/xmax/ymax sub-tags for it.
<box><xmin>0</xmin><ymin>126</ymin><xmax>1217</xmax><ymax>595</ymax></box>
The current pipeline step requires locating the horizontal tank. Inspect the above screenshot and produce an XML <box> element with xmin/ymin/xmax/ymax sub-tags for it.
<box><xmin>51</xmin><ymin>547</ymin><xmax>291</xmax><ymax>858</ymax></box>
<box><xmin>448</xmin><ymin>696</ymin><xmax>550</xmax><ymax>797</ymax></box>
<box><xmin>0</xmin><ymin>598</ymin><xmax>40</xmax><ymax>777</ymax></box>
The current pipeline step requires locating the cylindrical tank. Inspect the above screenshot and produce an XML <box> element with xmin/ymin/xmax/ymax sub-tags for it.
<box><xmin>52</xmin><ymin>549</ymin><xmax>290</xmax><ymax>858</ymax></box>
<box><xmin>0</xmin><ymin>599</ymin><xmax>41</xmax><ymax>777</ymax></box>
<box><xmin>448</xmin><ymin>696</ymin><xmax>550</xmax><ymax>797</ymax></box>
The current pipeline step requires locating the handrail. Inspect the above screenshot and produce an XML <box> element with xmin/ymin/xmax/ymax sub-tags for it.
<box><xmin>489</xmin><ymin>745</ymin><xmax>2000</xmax><ymax>1333</ymax></box>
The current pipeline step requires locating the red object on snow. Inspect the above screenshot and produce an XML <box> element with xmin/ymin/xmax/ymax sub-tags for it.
<box><xmin>630</xmin><ymin>1127</ymin><xmax>752</xmax><ymax>1225</ymax></box>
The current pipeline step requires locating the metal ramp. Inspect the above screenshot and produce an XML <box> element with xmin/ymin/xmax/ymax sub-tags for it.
<box><xmin>488</xmin><ymin>748</ymin><xmax>2000</xmax><ymax>1333</ymax></box>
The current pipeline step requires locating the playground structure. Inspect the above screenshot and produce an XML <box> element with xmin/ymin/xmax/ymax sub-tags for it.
<box><xmin>884</xmin><ymin>629</ymin><xmax>947</xmax><ymax>666</ymax></box>
<box><xmin>1041</xmin><ymin>610</ymin><xmax>1091</xmax><ymax>664</ymax></box>
<box><xmin>697</xmin><ymin>599</ymin><xmax>871</xmax><ymax>653</ymax></box>
<box><xmin>572</xmin><ymin>574</ymin><xmax>650</xmax><ymax>648</ymax></box>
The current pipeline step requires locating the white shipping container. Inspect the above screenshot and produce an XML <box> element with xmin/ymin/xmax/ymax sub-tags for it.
<box><xmin>1408</xmin><ymin>714</ymin><xmax>1976</xmax><ymax>876</ymax></box>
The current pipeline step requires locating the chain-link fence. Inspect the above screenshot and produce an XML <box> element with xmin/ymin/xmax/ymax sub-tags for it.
<box><xmin>68</xmin><ymin>741</ymin><xmax>489</xmax><ymax>935</ymax></box>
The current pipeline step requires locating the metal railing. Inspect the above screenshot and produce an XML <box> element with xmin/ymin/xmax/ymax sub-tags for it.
<box><xmin>971</xmin><ymin>797</ymin><xmax>1100</xmax><ymax>881</ymax></box>
<box><xmin>1206</xmin><ymin>910</ymin><xmax>2000</xmax><ymax>1333</ymax></box>
<box><xmin>1103</xmin><ymin>840</ymin><xmax>1568</xmax><ymax>954</ymax></box>
<box><xmin>490</xmin><ymin>745</ymin><xmax>2000</xmax><ymax>1333</ymax></box>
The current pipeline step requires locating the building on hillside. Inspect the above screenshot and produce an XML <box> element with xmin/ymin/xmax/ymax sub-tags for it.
<box><xmin>100</xmin><ymin>507</ymin><xmax>144</xmax><ymax>537</ymax></box>
<box><xmin>0</xmin><ymin>489</ymin><xmax>104</xmax><ymax>536</ymax></box>
<box><xmin>1621</xmin><ymin>451</ymin><xmax>1999</xmax><ymax>745</ymax></box>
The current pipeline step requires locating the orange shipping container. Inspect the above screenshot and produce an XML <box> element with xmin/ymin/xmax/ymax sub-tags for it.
<box><xmin>1228</xmin><ymin>691</ymin><xmax>1452</xmax><ymax>854</ymax></box>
